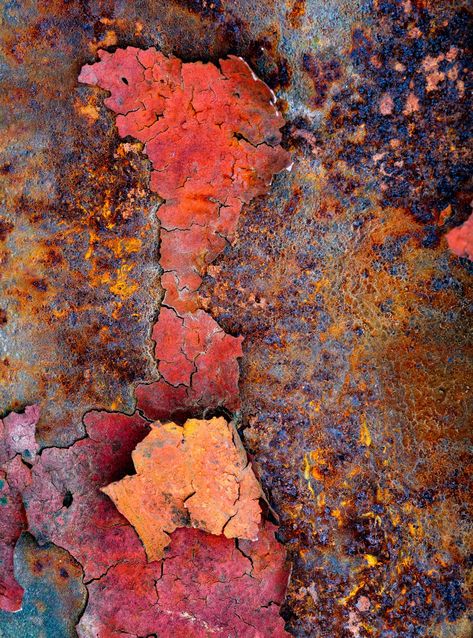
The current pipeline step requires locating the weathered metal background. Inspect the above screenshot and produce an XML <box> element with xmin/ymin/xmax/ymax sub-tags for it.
<box><xmin>1</xmin><ymin>1</ymin><xmax>471</xmax><ymax>636</ymax></box>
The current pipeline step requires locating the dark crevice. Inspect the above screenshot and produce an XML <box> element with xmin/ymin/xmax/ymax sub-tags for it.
<box><xmin>62</xmin><ymin>490</ymin><xmax>73</xmax><ymax>508</ymax></box>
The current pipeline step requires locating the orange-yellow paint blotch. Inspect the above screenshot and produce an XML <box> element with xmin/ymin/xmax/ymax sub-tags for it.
<box><xmin>359</xmin><ymin>414</ymin><xmax>372</xmax><ymax>446</ymax></box>
<box><xmin>102</xmin><ymin>417</ymin><xmax>263</xmax><ymax>562</ymax></box>
<box><xmin>364</xmin><ymin>554</ymin><xmax>379</xmax><ymax>567</ymax></box>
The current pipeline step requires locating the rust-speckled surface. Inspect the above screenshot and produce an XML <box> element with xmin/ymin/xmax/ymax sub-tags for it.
<box><xmin>1</xmin><ymin>1</ymin><xmax>472</xmax><ymax>636</ymax></box>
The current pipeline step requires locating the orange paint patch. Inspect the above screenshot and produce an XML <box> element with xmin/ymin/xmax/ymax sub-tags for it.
<box><xmin>102</xmin><ymin>417</ymin><xmax>263</xmax><ymax>561</ymax></box>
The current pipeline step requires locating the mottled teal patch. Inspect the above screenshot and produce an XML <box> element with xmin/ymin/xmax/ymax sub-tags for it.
<box><xmin>0</xmin><ymin>495</ymin><xmax>7</xmax><ymax>505</ymax></box>
<box><xmin>0</xmin><ymin>533</ymin><xmax>87</xmax><ymax>638</ymax></box>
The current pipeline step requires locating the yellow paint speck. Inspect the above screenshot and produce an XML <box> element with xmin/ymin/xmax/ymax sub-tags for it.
<box><xmin>359</xmin><ymin>414</ymin><xmax>372</xmax><ymax>446</ymax></box>
<box><xmin>338</xmin><ymin>581</ymin><xmax>365</xmax><ymax>605</ymax></box>
<box><xmin>364</xmin><ymin>554</ymin><xmax>379</xmax><ymax>567</ymax></box>
<box><xmin>303</xmin><ymin>454</ymin><xmax>315</xmax><ymax>497</ymax></box>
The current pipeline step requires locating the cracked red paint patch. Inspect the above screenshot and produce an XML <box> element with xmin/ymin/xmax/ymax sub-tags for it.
<box><xmin>446</xmin><ymin>212</ymin><xmax>473</xmax><ymax>261</ymax></box>
<box><xmin>24</xmin><ymin>410</ymin><xmax>150</xmax><ymax>581</ymax></box>
<box><xmin>79</xmin><ymin>47</ymin><xmax>289</xmax><ymax>425</ymax></box>
<box><xmin>78</xmin><ymin>48</ymin><xmax>289</xmax><ymax>420</ymax></box>
<box><xmin>78</xmin><ymin>46</ymin><xmax>290</xmax><ymax>312</ymax></box>
<box><xmin>0</xmin><ymin>405</ymin><xmax>39</xmax><ymax>612</ymax></box>
<box><xmin>78</xmin><ymin>523</ymin><xmax>290</xmax><ymax>638</ymax></box>
<box><xmin>102</xmin><ymin>417</ymin><xmax>262</xmax><ymax>561</ymax></box>
<box><xmin>2</xmin><ymin>409</ymin><xmax>290</xmax><ymax>636</ymax></box>
<box><xmin>136</xmin><ymin>308</ymin><xmax>243</xmax><ymax>421</ymax></box>
<box><xmin>0</xmin><ymin>405</ymin><xmax>40</xmax><ymax>466</ymax></box>
<box><xmin>0</xmin><ymin>470</ymin><xmax>26</xmax><ymax>612</ymax></box>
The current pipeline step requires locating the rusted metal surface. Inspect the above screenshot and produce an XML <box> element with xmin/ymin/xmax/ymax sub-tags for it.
<box><xmin>1</xmin><ymin>1</ymin><xmax>471</xmax><ymax>636</ymax></box>
<box><xmin>0</xmin><ymin>533</ymin><xmax>87</xmax><ymax>638</ymax></box>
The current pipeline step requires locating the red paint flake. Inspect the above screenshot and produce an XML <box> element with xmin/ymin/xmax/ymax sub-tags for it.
<box><xmin>446</xmin><ymin>212</ymin><xmax>473</xmax><ymax>261</ymax></box>
<box><xmin>79</xmin><ymin>47</ymin><xmax>289</xmax><ymax>422</ymax></box>
<box><xmin>79</xmin><ymin>47</ymin><xmax>289</xmax><ymax>435</ymax></box>
<box><xmin>24</xmin><ymin>411</ymin><xmax>150</xmax><ymax>580</ymax></box>
<box><xmin>0</xmin><ymin>405</ymin><xmax>39</xmax><ymax>611</ymax></box>
<box><xmin>79</xmin><ymin>47</ymin><xmax>290</xmax><ymax>312</ymax></box>
<box><xmin>78</xmin><ymin>524</ymin><xmax>290</xmax><ymax>638</ymax></box>
<box><xmin>136</xmin><ymin>308</ymin><xmax>243</xmax><ymax>420</ymax></box>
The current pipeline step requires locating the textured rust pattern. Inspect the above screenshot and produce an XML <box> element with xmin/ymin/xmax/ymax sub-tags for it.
<box><xmin>1</xmin><ymin>1</ymin><xmax>472</xmax><ymax>636</ymax></box>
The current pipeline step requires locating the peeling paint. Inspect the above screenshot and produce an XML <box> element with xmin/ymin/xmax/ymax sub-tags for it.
<box><xmin>102</xmin><ymin>417</ymin><xmax>263</xmax><ymax>561</ymax></box>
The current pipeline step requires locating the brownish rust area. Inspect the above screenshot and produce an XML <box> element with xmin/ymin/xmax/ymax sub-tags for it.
<box><xmin>0</xmin><ymin>20</ymin><xmax>162</xmax><ymax>444</ymax></box>
<box><xmin>1</xmin><ymin>0</ymin><xmax>471</xmax><ymax>636</ymax></box>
